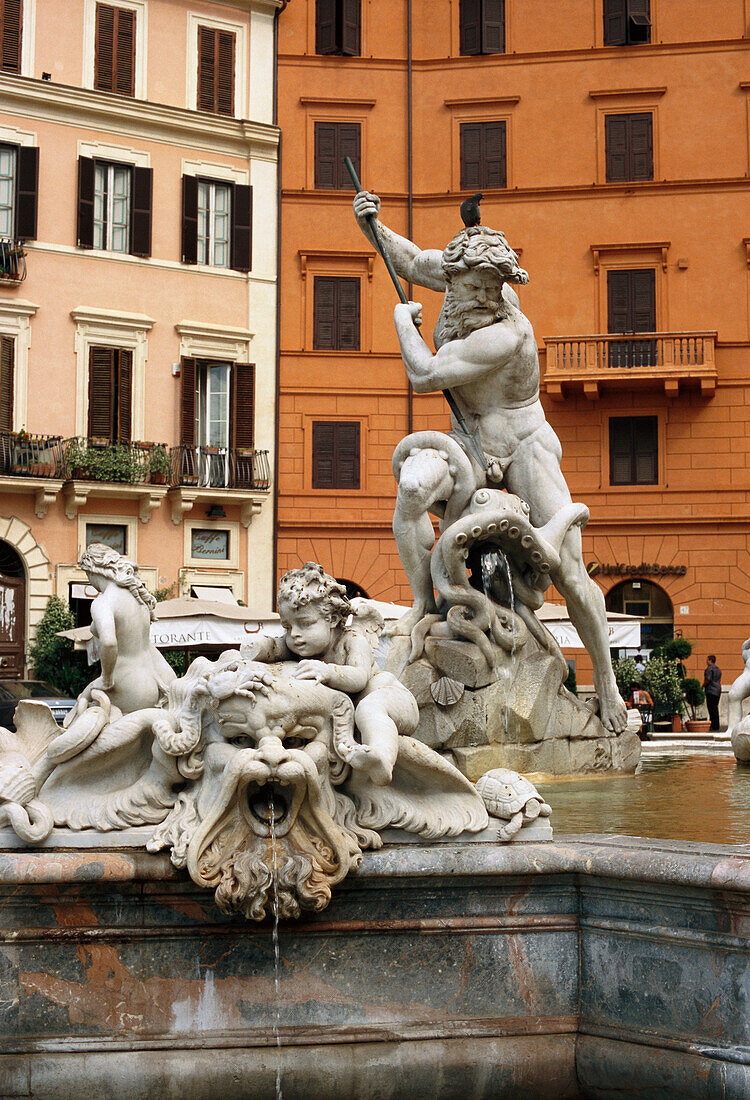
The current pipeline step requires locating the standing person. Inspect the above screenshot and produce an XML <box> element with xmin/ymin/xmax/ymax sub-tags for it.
<box><xmin>703</xmin><ymin>655</ymin><xmax>722</xmax><ymax>731</ymax></box>
<box><xmin>634</xmin><ymin>654</ymin><xmax>645</xmax><ymax>673</ymax></box>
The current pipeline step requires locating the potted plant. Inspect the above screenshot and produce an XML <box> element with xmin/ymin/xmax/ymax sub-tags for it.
<box><xmin>641</xmin><ymin>656</ymin><xmax>686</xmax><ymax>732</ymax></box>
<box><xmin>10</xmin><ymin>429</ymin><xmax>33</xmax><ymax>476</ymax></box>
<box><xmin>682</xmin><ymin>678</ymin><xmax>710</xmax><ymax>733</ymax></box>
<box><xmin>149</xmin><ymin>443</ymin><xmax>171</xmax><ymax>485</ymax></box>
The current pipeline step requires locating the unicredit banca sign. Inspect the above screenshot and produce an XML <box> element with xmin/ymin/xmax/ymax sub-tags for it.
<box><xmin>587</xmin><ymin>562</ymin><xmax>687</xmax><ymax>577</ymax></box>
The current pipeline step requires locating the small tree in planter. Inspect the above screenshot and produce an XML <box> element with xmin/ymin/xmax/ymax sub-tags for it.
<box><xmin>149</xmin><ymin>444</ymin><xmax>171</xmax><ymax>484</ymax></box>
<box><xmin>682</xmin><ymin>677</ymin><xmax>709</xmax><ymax>731</ymax></box>
<box><xmin>642</xmin><ymin>656</ymin><xmax>686</xmax><ymax>729</ymax></box>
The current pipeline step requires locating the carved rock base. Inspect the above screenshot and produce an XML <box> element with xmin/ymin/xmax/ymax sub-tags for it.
<box><xmin>386</xmin><ymin>637</ymin><xmax>641</xmax><ymax>781</ymax></box>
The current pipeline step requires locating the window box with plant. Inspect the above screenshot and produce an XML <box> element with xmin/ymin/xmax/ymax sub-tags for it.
<box><xmin>64</xmin><ymin>438</ymin><xmax>149</xmax><ymax>484</ymax></box>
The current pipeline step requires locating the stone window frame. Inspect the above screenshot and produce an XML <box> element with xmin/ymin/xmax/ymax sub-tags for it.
<box><xmin>82</xmin><ymin>0</ymin><xmax>148</xmax><ymax>100</ymax></box>
<box><xmin>589</xmin><ymin>241</ymin><xmax>670</xmax><ymax>334</ymax></box>
<box><xmin>184</xmin><ymin>518</ymin><xmax>240</xmax><ymax>570</ymax></box>
<box><xmin>302</xmin><ymin>411</ymin><xmax>369</xmax><ymax>496</ymax></box>
<box><xmin>70</xmin><ymin>306</ymin><xmax>154</xmax><ymax>440</ymax></box>
<box><xmin>444</xmin><ymin>95</ymin><xmax>519</xmax><ymax>193</ymax></box>
<box><xmin>186</xmin><ymin>10</ymin><xmax>248</xmax><ymax>119</ymax></box>
<box><xmin>0</xmin><ymin>297</ymin><xmax>37</xmax><ymax>430</ymax></box>
<box><xmin>589</xmin><ymin>86</ymin><xmax>664</xmax><ymax>185</ymax></box>
<box><xmin>298</xmin><ymin>249</ymin><xmax>373</xmax><ymax>353</ymax></box>
<box><xmin>77</xmin><ymin>512</ymin><xmax>138</xmax><ymax>561</ymax></box>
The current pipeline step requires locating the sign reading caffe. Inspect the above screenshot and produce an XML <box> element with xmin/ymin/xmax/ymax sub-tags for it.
<box><xmin>586</xmin><ymin>562</ymin><xmax>687</xmax><ymax>577</ymax></box>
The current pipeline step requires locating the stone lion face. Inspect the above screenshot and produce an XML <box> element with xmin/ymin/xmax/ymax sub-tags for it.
<box><xmin>185</xmin><ymin>677</ymin><xmax>363</xmax><ymax>921</ymax></box>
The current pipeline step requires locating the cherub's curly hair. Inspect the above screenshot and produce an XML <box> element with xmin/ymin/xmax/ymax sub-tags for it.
<box><xmin>277</xmin><ymin>562</ymin><xmax>350</xmax><ymax>626</ymax></box>
<box><xmin>442</xmin><ymin>225</ymin><xmax>529</xmax><ymax>285</ymax></box>
<box><xmin>80</xmin><ymin>543</ymin><xmax>157</xmax><ymax>619</ymax></box>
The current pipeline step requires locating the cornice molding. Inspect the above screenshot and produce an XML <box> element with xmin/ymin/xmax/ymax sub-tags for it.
<box><xmin>589</xmin><ymin>86</ymin><xmax>667</xmax><ymax>99</ymax></box>
<box><xmin>0</xmin><ymin>298</ymin><xmax>38</xmax><ymax>318</ymax></box>
<box><xmin>444</xmin><ymin>95</ymin><xmax>520</xmax><ymax>109</ymax></box>
<box><xmin>589</xmin><ymin>241</ymin><xmax>670</xmax><ymax>274</ymax></box>
<box><xmin>70</xmin><ymin>306</ymin><xmax>155</xmax><ymax>331</ymax></box>
<box><xmin>0</xmin><ymin>74</ymin><xmax>280</xmax><ymax>159</ymax></box>
<box><xmin>299</xmin><ymin>96</ymin><xmax>376</xmax><ymax>108</ymax></box>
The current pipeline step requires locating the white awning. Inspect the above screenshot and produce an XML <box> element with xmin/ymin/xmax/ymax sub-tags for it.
<box><xmin>544</xmin><ymin>619</ymin><xmax>641</xmax><ymax>650</ymax></box>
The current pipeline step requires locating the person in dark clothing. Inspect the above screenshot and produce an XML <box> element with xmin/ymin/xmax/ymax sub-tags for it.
<box><xmin>703</xmin><ymin>655</ymin><xmax>722</xmax><ymax>731</ymax></box>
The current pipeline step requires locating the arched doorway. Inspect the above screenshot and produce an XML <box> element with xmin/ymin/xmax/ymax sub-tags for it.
<box><xmin>0</xmin><ymin>541</ymin><xmax>25</xmax><ymax>677</ymax></box>
<box><xmin>605</xmin><ymin>579</ymin><xmax>673</xmax><ymax>654</ymax></box>
<box><xmin>337</xmin><ymin>579</ymin><xmax>369</xmax><ymax>600</ymax></box>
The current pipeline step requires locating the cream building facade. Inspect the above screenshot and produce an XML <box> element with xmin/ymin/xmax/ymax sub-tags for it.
<box><xmin>0</xmin><ymin>0</ymin><xmax>281</xmax><ymax>674</ymax></box>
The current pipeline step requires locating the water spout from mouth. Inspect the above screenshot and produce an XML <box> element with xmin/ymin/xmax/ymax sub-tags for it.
<box><xmin>270</xmin><ymin>798</ymin><xmax>283</xmax><ymax>1100</ymax></box>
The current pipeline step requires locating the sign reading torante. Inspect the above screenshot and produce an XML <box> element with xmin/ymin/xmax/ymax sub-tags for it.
<box><xmin>587</xmin><ymin>562</ymin><xmax>687</xmax><ymax>577</ymax></box>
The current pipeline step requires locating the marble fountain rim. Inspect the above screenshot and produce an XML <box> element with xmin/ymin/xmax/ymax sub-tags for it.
<box><xmin>1</xmin><ymin>834</ymin><xmax>749</xmax><ymax>895</ymax></box>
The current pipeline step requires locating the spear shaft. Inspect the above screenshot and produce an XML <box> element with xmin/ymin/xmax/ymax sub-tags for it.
<box><xmin>345</xmin><ymin>157</ymin><xmax>487</xmax><ymax>472</ymax></box>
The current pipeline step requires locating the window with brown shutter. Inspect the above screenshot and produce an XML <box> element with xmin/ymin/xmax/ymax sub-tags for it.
<box><xmin>197</xmin><ymin>26</ymin><xmax>235</xmax><ymax>116</ymax></box>
<box><xmin>312</xmin><ymin>421</ymin><xmax>360</xmax><ymax>489</ymax></box>
<box><xmin>0</xmin><ymin>0</ymin><xmax>22</xmax><ymax>74</ymax></box>
<box><xmin>15</xmin><ymin>145</ymin><xmax>37</xmax><ymax>240</ymax></box>
<box><xmin>603</xmin><ymin>0</ymin><xmax>650</xmax><ymax>46</ymax></box>
<box><xmin>460</xmin><ymin>121</ymin><xmax>507</xmax><ymax>191</ymax></box>
<box><xmin>605</xmin><ymin>112</ymin><xmax>653</xmax><ymax>182</ymax></box>
<box><xmin>180</xmin><ymin>357</ymin><xmax>197</xmax><ymax>446</ymax></box>
<box><xmin>459</xmin><ymin>0</ymin><xmax>504</xmax><ymax>55</ymax></box>
<box><xmin>609</xmin><ymin>416</ymin><xmax>657</xmax><ymax>485</ymax></box>
<box><xmin>95</xmin><ymin>4</ymin><xmax>135</xmax><ymax>97</ymax></box>
<box><xmin>0</xmin><ymin>335</ymin><xmax>14</xmax><ymax>431</ymax></box>
<box><xmin>77</xmin><ymin>157</ymin><xmax>151</xmax><ymax>256</ymax></box>
<box><xmin>87</xmin><ymin>346</ymin><xmax>133</xmax><ymax>440</ymax></box>
<box><xmin>313</xmin><ymin>276</ymin><xmax>360</xmax><ymax>351</ymax></box>
<box><xmin>607</xmin><ymin>268</ymin><xmax>656</xmax><ymax>368</ymax></box>
<box><xmin>315</xmin><ymin>0</ymin><xmax>360</xmax><ymax>56</ymax></box>
<box><xmin>230</xmin><ymin>362</ymin><xmax>255</xmax><ymax>449</ymax></box>
<box><xmin>314</xmin><ymin>123</ymin><xmax>361</xmax><ymax>190</ymax></box>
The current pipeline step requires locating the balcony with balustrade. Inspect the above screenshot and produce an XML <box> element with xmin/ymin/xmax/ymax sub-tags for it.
<box><xmin>0</xmin><ymin>433</ymin><xmax>271</xmax><ymax>527</ymax></box>
<box><xmin>542</xmin><ymin>331</ymin><xmax>718</xmax><ymax>401</ymax></box>
<box><xmin>168</xmin><ymin>444</ymin><xmax>271</xmax><ymax>528</ymax></box>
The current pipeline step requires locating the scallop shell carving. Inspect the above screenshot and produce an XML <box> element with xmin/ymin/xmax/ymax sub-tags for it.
<box><xmin>430</xmin><ymin>675</ymin><xmax>465</xmax><ymax>707</ymax></box>
<box><xmin>0</xmin><ymin>762</ymin><xmax>36</xmax><ymax>805</ymax></box>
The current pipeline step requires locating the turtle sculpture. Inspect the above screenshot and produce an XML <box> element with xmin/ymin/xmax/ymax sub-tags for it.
<box><xmin>475</xmin><ymin>768</ymin><xmax>552</xmax><ymax>842</ymax></box>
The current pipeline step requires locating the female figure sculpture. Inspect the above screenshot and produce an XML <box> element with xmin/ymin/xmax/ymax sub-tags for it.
<box><xmin>66</xmin><ymin>544</ymin><xmax>175</xmax><ymax>721</ymax></box>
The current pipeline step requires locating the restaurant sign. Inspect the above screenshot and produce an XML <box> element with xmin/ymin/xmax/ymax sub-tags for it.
<box><xmin>587</xmin><ymin>562</ymin><xmax>687</xmax><ymax>577</ymax></box>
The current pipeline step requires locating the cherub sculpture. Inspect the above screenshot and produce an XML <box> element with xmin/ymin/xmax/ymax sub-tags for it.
<box><xmin>247</xmin><ymin>563</ymin><xmax>419</xmax><ymax>786</ymax></box>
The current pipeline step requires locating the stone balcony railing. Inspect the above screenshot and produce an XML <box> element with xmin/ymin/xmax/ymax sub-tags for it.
<box><xmin>0</xmin><ymin>433</ymin><xmax>271</xmax><ymax>525</ymax></box>
<box><xmin>542</xmin><ymin>331</ymin><xmax>718</xmax><ymax>400</ymax></box>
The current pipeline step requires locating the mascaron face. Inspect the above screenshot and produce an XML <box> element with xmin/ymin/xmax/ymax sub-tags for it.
<box><xmin>279</xmin><ymin>601</ymin><xmax>334</xmax><ymax>658</ymax></box>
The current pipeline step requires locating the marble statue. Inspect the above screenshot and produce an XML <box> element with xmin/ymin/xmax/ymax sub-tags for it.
<box><xmin>727</xmin><ymin>636</ymin><xmax>750</xmax><ymax>761</ymax></box>
<box><xmin>65</xmin><ymin>543</ymin><xmax>175</xmax><ymax>720</ymax></box>
<box><xmin>4</xmin><ymin>563</ymin><xmax>567</xmax><ymax>920</ymax></box>
<box><xmin>353</xmin><ymin>191</ymin><xmax>627</xmax><ymax>736</ymax></box>
<box><xmin>475</xmin><ymin>768</ymin><xmax>552</xmax><ymax>842</ymax></box>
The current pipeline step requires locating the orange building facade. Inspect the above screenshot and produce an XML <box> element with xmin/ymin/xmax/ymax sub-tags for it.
<box><xmin>0</xmin><ymin>0</ymin><xmax>282</xmax><ymax>675</ymax></box>
<box><xmin>277</xmin><ymin>0</ymin><xmax>750</xmax><ymax>688</ymax></box>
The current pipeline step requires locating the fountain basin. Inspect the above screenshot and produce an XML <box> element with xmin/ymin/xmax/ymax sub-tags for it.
<box><xmin>1</xmin><ymin>836</ymin><xmax>749</xmax><ymax>1098</ymax></box>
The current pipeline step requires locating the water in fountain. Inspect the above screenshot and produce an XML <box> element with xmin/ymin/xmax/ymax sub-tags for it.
<box><xmin>269</xmin><ymin>798</ymin><xmax>283</xmax><ymax>1100</ymax></box>
<box><xmin>481</xmin><ymin>547</ymin><xmax>515</xmax><ymax>734</ymax></box>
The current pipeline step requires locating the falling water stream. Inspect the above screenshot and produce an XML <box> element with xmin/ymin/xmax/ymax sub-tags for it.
<box><xmin>481</xmin><ymin>548</ymin><xmax>516</xmax><ymax>734</ymax></box>
<box><xmin>269</xmin><ymin>798</ymin><xmax>283</xmax><ymax>1100</ymax></box>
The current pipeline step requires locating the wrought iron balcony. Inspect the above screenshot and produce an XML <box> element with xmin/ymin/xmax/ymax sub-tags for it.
<box><xmin>0</xmin><ymin>239</ymin><xmax>26</xmax><ymax>283</ymax></box>
<box><xmin>170</xmin><ymin>445</ymin><xmax>271</xmax><ymax>491</ymax></box>
<box><xmin>543</xmin><ymin>331</ymin><xmax>718</xmax><ymax>400</ymax></box>
<box><xmin>0</xmin><ymin>431</ymin><xmax>64</xmax><ymax>477</ymax></box>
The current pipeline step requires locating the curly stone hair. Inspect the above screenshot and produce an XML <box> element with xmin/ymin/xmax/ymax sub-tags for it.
<box><xmin>442</xmin><ymin>225</ymin><xmax>529</xmax><ymax>285</ymax></box>
<box><xmin>277</xmin><ymin>562</ymin><xmax>351</xmax><ymax>626</ymax></box>
<box><xmin>79</xmin><ymin>543</ymin><xmax>157</xmax><ymax>619</ymax></box>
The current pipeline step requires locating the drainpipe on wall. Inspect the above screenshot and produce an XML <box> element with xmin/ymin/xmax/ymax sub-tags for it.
<box><xmin>271</xmin><ymin>0</ymin><xmax>289</xmax><ymax>609</ymax></box>
<box><xmin>406</xmin><ymin>0</ymin><xmax>414</xmax><ymax>435</ymax></box>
